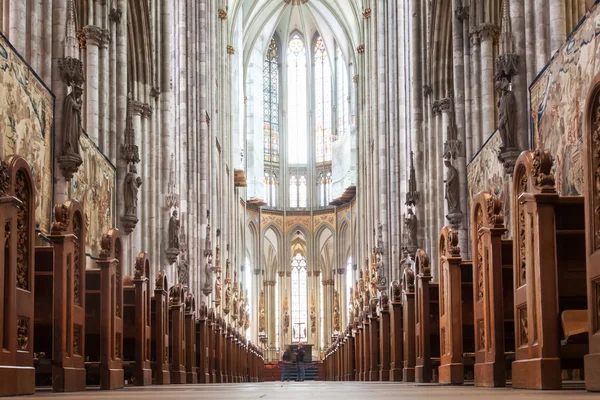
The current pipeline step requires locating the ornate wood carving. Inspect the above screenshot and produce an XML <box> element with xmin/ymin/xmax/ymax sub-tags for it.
<box><xmin>15</xmin><ymin>170</ymin><xmax>30</xmax><ymax>290</ymax></box>
<box><xmin>17</xmin><ymin>317</ymin><xmax>29</xmax><ymax>350</ymax></box>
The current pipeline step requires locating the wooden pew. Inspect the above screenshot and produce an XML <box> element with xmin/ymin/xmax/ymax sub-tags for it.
<box><xmin>152</xmin><ymin>271</ymin><xmax>170</xmax><ymax>384</ymax></box>
<box><xmin>196</xmin><ymin>302</ymin><xmax>210</xmax><ymax>383</ymax></box>
<box><xmin>471</xmin><ymin>191</ymin><xmax>514</xmax><ymax>387</ymax></box>
<box><xmin>584</xmin><ymin>94</ymin><xmax>600</xmax><ymax>391</ymax></box>
<box><xmin>402</xmin><ymin>263</ymin><xmax>416</xmax><ymax>382</ymax></box>
<box><xmin>361</xmin><ymin>307</ymin><xmax>371</xmax><ymax>381</ymax></box>
<box><xmin>438</xmin><ymin>226</ymin><xmax>475</xmax><ymax>384</ymax></box>
<box><xmin>122</xmin><ymin>252</ymin><xmax>152</xmax><ymax>386</ymax></box>
<box><xmin>36</xmin><ymin>200</ymin><xmax>87</xmax><ymax>392</ymax></box>
<box><xmin>512</xmin><ymin>149</ymin><xmax>588</xmax><ymax>389</ymax></box>
<box><xmin>347</xmin><ymin>325</ymin><xmax>355</xmax><ymax>381</ymax></box>
<box><xmin>415</xmin><ymin>248</ymin><xmax>440</xmax><ymax>383</ymax></box>
<box><xmin>354</xmin><ymin>317</ymin><xmax>362</xmax><ymax>381</ymax></box>
<box><xmin>168</xmin><ymin>284</ymin><xmax>186</xmax><ymax>384</ymax></box>
<box><xmin>379</xmin><ymin>293</ymin><xmax>391</xmax><ymax>381</ymax></box>
<box><xmin>184</xmin><ymin>292</ymin><xmax>197</xmax><ymax>384</ymax></box>
<box><xmin>389</xmin><ymin>281</ymin><xmax>403</xmax><ymax>382</ymax></box>
<box><xmin>208</xmin><ymin>309</ymin><xmax>217</xmax><ymax>383</ymax></box>
<box><xmin>0</xmin><ymin>156</ymin><xmax>36</xmax><ymax>396</ymax></box>
<box><xmin>89</xmin><ymin>229</ymin><xmax>125</xmax><ymax>390</ymax></box>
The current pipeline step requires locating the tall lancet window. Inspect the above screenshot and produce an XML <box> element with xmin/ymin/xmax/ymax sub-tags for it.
<box><xmin>264</xmin><ymin>37</ymin><xmax>280</xmax><ymax>163</ymax></box>
<box><xmin>314</xmin><ymin>36</ymin><xmax>332</xmax><ymax>163</ymax></box>
<box><xmin>287</xmin><ymin>33</ymin><xmax>308</xmax><ymax>165</ymax></box>
<box><xmin>336</xmin><ymin>46</ymin><xmax>349</xmax><ymax>139</ymax></box>
<box><xmin>291</xmin><ymin>253</ymin><xmax>308</xmax><ymax>342</ymax></box>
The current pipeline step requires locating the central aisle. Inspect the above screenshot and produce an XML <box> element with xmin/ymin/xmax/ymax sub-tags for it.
<box><xmin>12</xmin><ymin>382</ymin><xmax>596</xmax><ymax>399</ymax></box>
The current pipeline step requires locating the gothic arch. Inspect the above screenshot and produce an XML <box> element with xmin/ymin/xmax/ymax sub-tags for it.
<box><xmin>263</xmin><ymin>224</ymin><xmax>283</xmax><ymax>280</ymax></box>
<box><xmin>314</xmin><ymin>224</ymin><xmax>334</xmax><ymax>277</ymax></box>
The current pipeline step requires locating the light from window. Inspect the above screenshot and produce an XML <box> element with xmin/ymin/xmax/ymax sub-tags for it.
<box><xmin>264</xmin><ymin>38</ymin><xmax>280</xmax><ymax>164</ymax></box>
<box><xmin>315</xmin><ymin>36</ymin><xmax>332</xmax><ymax>163</ymax></box>
<box><xmin>291</xmin><ymin>253</ymin><xmax>308</xmax><ymax>342</ymax></box>
<box><xmin>299</xmin><ymin>176</ymin><xmax>307</xmax><ymax>208</ymax></box>
<box><xmin>289</xmin><ymin>176</ymin><xmax>298</xmax><ymax>208</ymax></box>
<box><xmin>336</xmin><ymin>46</ymin><xmax>349</xmax><ymax>140</ymax></box>
<box><xmin>245</xmin><ymin>257</ymin><xmax>252</xmax><ymax>340</ymax></box>
<box><xmin>287</xmin><ymin>33</ymin><xmax>308</xmax><ymax>165</ymax></box>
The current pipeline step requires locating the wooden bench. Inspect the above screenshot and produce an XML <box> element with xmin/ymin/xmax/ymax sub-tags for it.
<box><xmin>195</xmin><ymin>302</ymin><xmax>210</xmax><ymax>383</ymax></box>
<box><xmin>414</xmin><ymin>248</ymin><xmax>440</xmax><ymax>383</ymax></box>
<box><xmin>0</xmin><ymin>156</ymin><xmax>36</xmax><ymax>396</ymax></box>
<box><xmin>389</xmin><ymin>280</ymin><xmax>403</xmax><ymax>381</ymax></box>
<box><xmin>151</xmin><ymin>271</ymin><xmax>169</xmax><ymax>384</ymax></box>
<box><xmin>85</xmin><ymin>229</ymin><xmax>125</xmax><ymax>390</ymax></box>
<box><xmin>402</xmin><ymin>262</ymin><xmax>416</xmax><ymax>382</ymax></box>
<box><xmin>438</xmin><ymin>226</ymin><xmax>475</xmax><ymax>384</ymax></box>
<box><xmin>34</xmin><ymin>200</ymin><xmax>87</xmax><ymax>392</ymax></box>
<box><xmin>122</xmin><ymin>252</ymin><xmax>152</xmax><ymax>386</ymax></box>
<box><xmin>471</xmin><ymin>191</ymin><xmax>515</xmax><ymax>387</ymax></box>
<box><xmin>168</xmin><ymin>284</ymin><xmax>186</xmax><ymax>384</ymax></box>
<box><xmin>185</xmin><ymin>291</ymin><xmax>197</xmax><ymax>384</ymax></box>
<box><xmin>512</xmin><ymin>149</ymin><xmax>588</xmax><ymax>389</ymax></box>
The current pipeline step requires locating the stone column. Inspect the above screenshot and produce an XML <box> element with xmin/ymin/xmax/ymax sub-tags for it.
<box><xmin>470</xmin><ymin>29</ymin><xmax>482</xmax><ymax>153</ymax></box>
<box><xmin>511</xmin><ymin>0</ymin><xmax>530</xmax><ymax>151</ymax></box>
<box><xmin>535</xmin><ymin>0</ymin><xmax>550</xmax><ymax>71</ymax></box>
<box><xmin>83</xmin><ymin>25</ymin><xmax>106</xmax><ymax>144</ymax></box>
<box><xmin>549</xmin><ymin>0</ymin><xmax>566</xmax><ymax>52</ymax></box>
<box><xmin>160</xmin><ymin>0</ymin><xmax>171</xmax><ymax>270</ymax></box>
<box><xmin>98</xmin><ymin>30</ymin><xmax>110</xmax><ymax>154</ymax></box>
<box><xmin>479</xmin><ymin>23</ymin><xmax>499</xmax><ymax>140</ymax></box>
<box><xmin>8</xmin><ymin>0</ymin><xmax>26</xmax><ymax>56</ymax></box>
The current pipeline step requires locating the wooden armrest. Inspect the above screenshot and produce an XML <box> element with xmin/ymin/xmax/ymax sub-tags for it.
<box><xmin>561</xmin><ymin>309</ymin><xmax>588</xmax><ymax>341</ymax></box>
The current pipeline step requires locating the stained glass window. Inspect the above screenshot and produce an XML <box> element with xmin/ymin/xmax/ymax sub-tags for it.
<box><xmin>291</xmin><ymin>253</ymin><xmax>308</xmax><ymax>343</ymax></box>
<box><xmin>315</xmin><ymin>36</ymin><xmax>332</xmax><ymax>163</ymax></box>
<box><xmin>287</xmin><ymin>33</ymin><xmax>308</xmax><ymax>165</ymax></box>
<box><xmin>264</xmin><ymin>38</ymin><xmax>279</xmax><ymax>164</ymax></box>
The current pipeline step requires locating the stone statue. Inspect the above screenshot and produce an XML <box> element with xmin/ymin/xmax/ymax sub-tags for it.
<box><xmin>225</xmin><ymin>285</ymin><xmax>231</xmax><ymax>307</ymax></box>
<box><xmin>404</xmin><ymin>207</ymin><xmax>418</xmax><ymax>247</ymax></box>
<box><xmin>124</xmin><ymin>164</ymin><xmax>142</xmax><ymax>216</ymax></box>
<box><xmin>215</xmin><ymin>279</ymin><xmax>222</xmax><ymax>303</ymax></box>
<box><xmin>168</xmin><ymin>210</ymin><xmax>180</xmax><ymax>250</ymax></box>
<box><xmin>259</xmin><ymin>308</ymin><xmax>266</xmax><ymax>332</ymax></box>
<box><xmin>444</xmin><ymin>159</ymin><xmax>460</xmax><ymax>214</ymax></box>
<box><xmin>497</xmin><ymin>78</ymin><xmax>517</xmax><ymax>150</ymax></box>
<box><xmin>233</xmin><ymin>295</ymin><xmax>238</xmax><ymax>316</ymax></box>
<box><xmin>177</xmin><ymin>257</ymin><xmax>189</xmax><ymax>287</ymax></box>
<box><xmin>62</xmin><ymin>85</ymin><xmax>83</xmax><ymax>157</ymax></box>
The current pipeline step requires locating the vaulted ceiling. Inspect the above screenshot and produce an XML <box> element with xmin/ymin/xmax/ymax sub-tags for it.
<box><xmin>230</xmin><ymin>0</ymin><xmax>363</xmax><ymax>71</ymax></box>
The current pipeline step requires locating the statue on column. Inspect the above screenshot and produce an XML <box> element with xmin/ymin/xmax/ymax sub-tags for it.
<box><xmin>62</xmin><ymin>85</ymin><xmax>83</xmax><ymax>158</ymax></box>
<box><xmin>168</xmin><ymin>210</ymin><xmax>180</xmax><ymax>250</ymax></box>
<box><xmin>496</xmin><ymin>77</ymin><xmax>517</xmax><ymax>150</ymax></box>
<box><xmin>404</xmin><ymin>207</ymin><xmax>418</xmax><ymax>248</ymax></box>
<box><xmin>124</xmin><ymin>164</ymin><xmax>142</xmax><ymax>216</ymax></box>
<box><xmin>444</xmin><ymin>158</ymin><xmax>461</xmax><ymax>214</ymax></box>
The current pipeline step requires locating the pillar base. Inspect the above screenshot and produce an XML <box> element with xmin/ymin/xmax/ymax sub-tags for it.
<box><xmin>53</xmin><ymin>365</ymin><xmax>87</xmax><ymax>392</ymax></box>
<box><xmin>100</xmin><ymin>366</ymin><xmax>124</xmax><ymax>390</ymax></box>
<box><xmin>474</xmin><ymin>361</ymin><xmax>506</xmax><ymax>388</ymax></box>
<box><xmin>136</xmin><ymin>368</ymin><xmax>153</xmax><ymax>386</ymax></box>
<box><xmin>362</xmin><ymin>371</ymin><xmax>367</xmax><ymax>381</ymax></box>
<box><xmin>0</xmin><ymin>366</ymin><xmax>35</xmax><ymax>396</ymax></box>
<box><xmin>403</xmin><ymin>367</ymin><xmax>415</xmax><ymax>382</ymax></box>
<box><xmin>439</xmin><ymin>363</ymin><xmax>464</xmax><ymax>385</ymax></box>
<box><xmin>379</xmin><ymin>370</ymin><xmax>390</xmax><ymax>381</ymax></box>
<box><xmin>170</xmin><ymin>370</ymin><xmax>186</xmax><ymax>384</ymax></box>
<box><xmin>585</xmin><ymin>353</ymin><xmax>600</xmax><ymax>391</ymax></box>
<box><xmin>154</xmin><ymin>369</ymin><xmax>170</xmax><ymax>385</ymax></box>
<box><xmin>415</xmin><ymin>365</ymin><xmax>431</xmax><ymax>383</ymax></box>
<box><xmin>512</xmin><ymin>357</ymin><xmax>561</xmax><ymax>390</ymax></box>
<box><xmin>186</xmin><ymin>371</ymin><xmax>198</xmax><ymax>384</ymax></box>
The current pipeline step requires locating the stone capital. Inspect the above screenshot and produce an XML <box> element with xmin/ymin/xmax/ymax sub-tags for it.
<box><xmin>83</xmin><ymin>25</ymin><xmax>110</xmax><ymax>47</ymax></box>
<box><xmin>478</xmin><ymin>23</ymin><xmax>500</xmax><ymax>41</ymax></box>
<box><xmin>455</xmin><ymin>5</ymin><xmax>469</xmax><ymax>21</ymax></box>
<box><xmin>142</xmin><ymin>104</ymin><xmax>153</xmax><ymax>118</ymax></box>
<box><xmin>129</xmin><ymin>100</ymin><xmax>145</xmax><ymax>116</ymax></box>
<box><xmin>439</xmin><ymin>97</ymin><xmax>453</xmax><ymax>113</ymax></box>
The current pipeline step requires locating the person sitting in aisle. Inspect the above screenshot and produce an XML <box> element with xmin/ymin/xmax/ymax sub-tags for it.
<box><xmin>295</xmin><ymin>343</ymin><xmax>306</xmax><ymax>382</ymax></box>
<box><xmin>281</xmin><ymin>345</ymin><xmax>292</xmax><ymax>382</ymax></box>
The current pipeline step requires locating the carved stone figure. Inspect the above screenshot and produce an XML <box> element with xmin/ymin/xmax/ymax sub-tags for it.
<box><xmin>168</xmin><ymin>210</ymin><xmax>180</xmax><ymax>250</ymax></box>
<box><xmin>124</xmin><ymin>164</ymin><xmax>142</xmax><ymax>216</ymax></box>
<box><xmin>215</xmin><ymin>279</ymin><xmax>222</xmax><ymax>304</ymax></box>
<box><xmin>177</xmin><ymin>257</ymin><xmax>189</xmax><ymax>288</ymax></box>
<box><xmin>404</xmin><ymin>207</ymin><xmax>418</xmax><ymax>248</ymax></box>
<box><xmin>496</xmin><ymin>77</ymin><xmax>517</xmax><ymax>150</ymax></box>
<box><xmin>259</xmin><ymin>308</ymin><xmax>266</xmax><ymax>333</ymax></box>
<box><xmin>63</xmin><ymin>85</ymin><xmax>83</xmax><ymax>157</ymax></box>
<box><xmin>225</xmin><ymin>285</ymin><xmax>232</xmax><ymax>308</ymax></box>
<box><xmin>444</xmin><ymin>159</ymin><xmax>460</xmax><ymax>213</ymax></box>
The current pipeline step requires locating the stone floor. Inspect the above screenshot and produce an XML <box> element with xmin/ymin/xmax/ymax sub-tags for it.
<box><xmin>9</xmin><ymin>382</ymin><xmax>598</xmax><ymax>399</ymax></box>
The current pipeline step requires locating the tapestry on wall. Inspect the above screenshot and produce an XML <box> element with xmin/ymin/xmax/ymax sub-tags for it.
<box><xmin>530</xmin><ymin>4</ymin><xmax>600</xmax><ymax>196</ymax></box>
<box><xmin>467</xmin><ymin>130</ymin><xmax>512</xmax><ymax>236</ymax></box>
<box><xmin>0</xmin><ymin>33</ymin><xmax>54</xmax><ymax>234</ymax></box>
<box><xmin>71</xmin><ymin>132</ymin><xmax>115</xmax><ymax>256</ymax></box>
